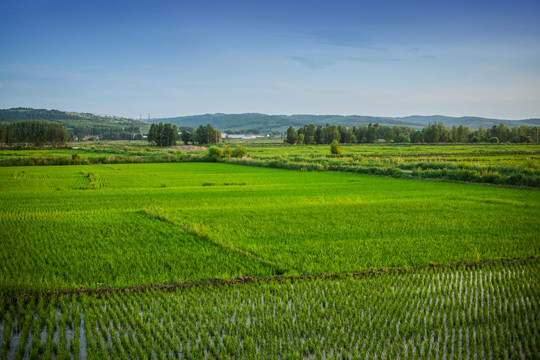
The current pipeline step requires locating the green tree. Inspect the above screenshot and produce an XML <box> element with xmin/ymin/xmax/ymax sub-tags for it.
<box><xmin>286</xmin><ymin>126</ymin><xmax>298</xmax><ymax>144</ymax></box>
<box><xmin>383</xmin><ymin>127</ymin><xmax>393</xmax><ymax>142</ymax></box>
<box><xmin>367</xmin><ymin>123</ymin><xmax>379</xmax><ymax>143</ymax></box>
<box><xmin>148</xmin><ymin>122</ymin><xmax>177</xmax><ymax>146</ymax></box>
<box><xmin>195</xmin><ymin>123</ymin><xmax>221</xmax><ymax>144</ymax></box>
<box><xmin>181</xmin><ymin>130</ymin><xmax>191</xmax><ymax>145</ymax></box>
<box><xmin>457</xmin><ymin>125</ymin><xmax>469</xmax><ymax>143</ymax></box>
<box><xmin>315</xmin><ymin>125</ymin><xmax>324</xmax><ymax>144</ymax></box>
<box><xmin>422</xmin><ymin>123</ymin><xmax>440</xmax><ymax>143</ymax></box>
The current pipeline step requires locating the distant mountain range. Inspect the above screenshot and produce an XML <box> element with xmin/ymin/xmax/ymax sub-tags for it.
<box><xmin>1</xmin><ymin>108</ymin><xmax>538</xmax><ymax>134</ymax></box>
<box><xmin>152</xmin><ymin>113</ymin><xmax>540</xmax><ymax>132</ymax></box>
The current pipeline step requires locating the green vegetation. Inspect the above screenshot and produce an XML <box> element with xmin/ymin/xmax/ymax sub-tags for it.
<box><xmin>1</xmin><ymin>143</ymin><xmax>539</xmax><ymax>188</ymax></box>
<box><xmin>231</xmin><ymin>144</ymin><xmax>247</xmax><ymax>158</ymax></box>
<box><xmin>150</xmin><ymin>112</ymin><xmax>540</xmax><ymax>133</ymax></box>
<box><xmin>1</xmin><ymin>163</ymin><xmax>538</xmax><ymax>293</ymax></box>
<box><xmin>147</xmin><ymin>122</ymin><xmax>178</xmax><ymax>146</ymax></box>
<box><xmin>0</xmin><ymin>120</ymin><xmax>67</xmax><ymax>147</ymax></box>
<box><xmin>1</xmin><ymin>142</ymin><xmax>539</xmax><ymax>359</ymax></box>
<box><xmin>194</xmin><ymin>123</ymin><xmax>221</xmax><ymax>144</ymax></box>
<box><xmin>330</xmin><ymin>139</ymin><xmax>342</xmax><ymax>154</ymax></box>
<box><xmin>292</xmin><ymin>121</ymin><xmax>538</xmax><ymax>144</ymax></box>
<box><xmin>0</xmin><ymin>108</ymin><xmax>146</xmax><ymax>142</ymax></box>
<box><xmin>0</xmin><ymin>260</ymin><xmax>537</xmax><ymax>359</ymax></box>
<box><xmin>230</xmin><ymin>153</ymin><xmax>540</xmax><ymax>187</ymax></box>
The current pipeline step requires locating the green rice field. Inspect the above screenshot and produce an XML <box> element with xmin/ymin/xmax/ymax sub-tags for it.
<box><xmin>1</xmin><ymin>162</ymin><xmax>539</xmax><ymax>292</ymax></box>
<box><xmin>0</xmin><ymin>261</ymin><xmax>538</xmax><ymax>359</ymax></box>
<box><xmin>1</xmin><ymin>149</ymin><xmax>539</xmax><ymax>359</ymax></box>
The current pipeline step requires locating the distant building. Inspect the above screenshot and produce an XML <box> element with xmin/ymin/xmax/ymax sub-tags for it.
<box><xmin>221</xmin><ymin>134</ymin><xmax>261</xmax><ymax>140</ymax></box>
<box><xmin>82</xmin><ymin>135</ymin><xmax>100</xmax><ymax>141</ymax></box>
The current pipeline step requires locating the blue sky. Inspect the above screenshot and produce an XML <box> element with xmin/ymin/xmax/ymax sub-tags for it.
<box><xmin>1</xmin><ymin>0</ymin><xmax>539</xmax><ymax>119</ymax></box>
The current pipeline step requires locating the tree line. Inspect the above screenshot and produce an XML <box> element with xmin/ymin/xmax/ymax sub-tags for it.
<box><xmin>0</xmin><ymin>120</ymin><xmax>67</xmax><ymax>147</ymax></box>
<box><xmin>148</xmin><ymin>123</ymin><xmax>222</xmax><ymax>147</ymax></box>
<box><xmin>69</xmin><ymin>126</ymin><xmax>141</xmax><ymax>141</ymax></box>
<box><xmin>187</xmin><ymin>123</ymin><xmax>221</xmax><ymax>145</ymax></box>
<box><xmin>286</xmin><ymin>122</ymin><xmax>538</xmax><ymax>144</ymax></box>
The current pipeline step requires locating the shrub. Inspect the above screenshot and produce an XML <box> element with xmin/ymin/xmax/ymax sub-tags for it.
<box><xmin>208</xmin><ymin>146</ymin><xmax>223</xmax><ymax>160</ymax></box>
<box><xmin>330</xmin><ymin>140</ymin><xmax>342</xmax><ymax>155</ymax></box>
<box><xmin>222</xmin><ymin>145</ymin><xmax>231</xmax><ymax>158</ymax></box>
<box><xmin>231</xmin><ymin>145</ymin><xmax>247</xmax><ymax>158</ymax></box>
<box><xmin>71</xmin><ymin>154</ymin><xmax>82</xmax><ymax>165</ymax></box>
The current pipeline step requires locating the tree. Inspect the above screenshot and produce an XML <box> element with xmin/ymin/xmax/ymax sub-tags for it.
<box><xmin>438</xmin><ymin>122</ymin><xmax>449</xmax><ymax>142</ymax></box>
<box><xmin>0</xmin><ymin>120</ymin><xmax>66</xmax><ymax>147</ymax></box>
<box><xmin>148</xmin><ymin>123</ymin><xmax>158</xmax><ymax>145</ymax></box>
<box><xmin>286</xmin><ymin>126</ymin><xmax>298</xmax><ymax>144</ymax></box>
<box><xmin>456</xmin><ymin>125</ymin><xmax>469</xmax><ymax>143</ymax></box>
<box><xmin>195</xmin><ymin>123</ymin><xmax>221</xmax><ymax>144</ymax></box>
<box><xmin>383</xmin><ymin>127</ymin><xmax>393</xmax><ymax>142</ymax></box>
<box><xmin>328</xmin><ymin>125</ymin><xmax>340</xmax><ymax>143</ymax></box>
<box><xmin>315</xmin><ymin>125</ymin><xmax>324</xmax><ymax>144</ymax></box>
<box><xmin>330</xmin><ymin>140</ymin><xmax>342</xmax><ymax>154</ymax></box>
<box><xmin>367</xmin><ymin>123</ymin><xmax>379</xmax><ymax>143</ymax></box>
<box><xmin>422</xmin><ymin>123</ymin><xmax>440</xmax><ymax>143</ymax></box>
<box><xmin>147</xmin><ymin>122</ymin><xmax>177</xmax><ymax>146</ymax></box>
<box><xmin>181</xmin><ymin>130</ymin><xmax>191</xmax><ymax>145</ymax></box>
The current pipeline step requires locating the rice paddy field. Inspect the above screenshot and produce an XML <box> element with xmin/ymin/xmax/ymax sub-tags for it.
<box><xmin>0</xmin><ymin>261</ymin><xmax>538</xmax><ymax>359</ymax></box>
<box><xmin>1</xmin><ymin>145</ymin><xmax>539</xmax><ymax>359</ymax></box>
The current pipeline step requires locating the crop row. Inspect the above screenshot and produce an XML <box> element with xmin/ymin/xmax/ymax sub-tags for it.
<box><xmin>0</xmin><ymin>260</ymin><xmax>538</xmax><ymax>359</ymax></box>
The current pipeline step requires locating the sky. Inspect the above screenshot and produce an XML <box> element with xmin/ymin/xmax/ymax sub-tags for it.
<box><xmin>1</xmin><ymin>0</ymin><xmax>539</xmax><ymax>119</ymax></box>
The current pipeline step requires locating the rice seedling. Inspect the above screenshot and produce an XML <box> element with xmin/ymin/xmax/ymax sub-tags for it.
<box><xmin>2</xmin><ymin>260</ymin><xmax>535</xmax><ymax>359</ymax></box>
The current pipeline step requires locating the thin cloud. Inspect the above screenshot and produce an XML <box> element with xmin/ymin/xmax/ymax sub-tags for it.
<box><xmin>288</xmin><ymin>56</ymin><xmax>335</xmax><ymax>69</ymax></box>
<box><xmin>309</xmin><ymin>29</ymin><xmax>373</xmax><ymax>49</ymax></box>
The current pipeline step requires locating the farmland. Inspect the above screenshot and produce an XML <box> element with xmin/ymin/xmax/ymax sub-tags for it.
<box><xmin>0</xmin><ymin>260</ymin><xmax>538</xmax><ymax>359</ymax></box>
<box><xmin>1</xmin><ymin>162</ymin><xmax>539</xmax><ymax>292</ymax></box>
<box><xmin>1</xmin><ymin>144</ymin><xmax>539</xmax><ymax>358</ymax></box>
<box><xmin>1</xmin><ymin>143</ymin><xmax>539</xmax><ymax>188</ymax></box>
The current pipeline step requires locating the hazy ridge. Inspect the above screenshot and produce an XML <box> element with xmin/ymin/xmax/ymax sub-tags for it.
<box><xmin>153</xmin><ymin>113</ymin><xmax>540</xmax><ymax>132</ymax></box>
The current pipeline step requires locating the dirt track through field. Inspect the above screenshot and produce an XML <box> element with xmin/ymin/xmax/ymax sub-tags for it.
<box><xmin>48</xmin><ymin>256</ymin><xmax>538</xmax><ymax>297</ymax></box>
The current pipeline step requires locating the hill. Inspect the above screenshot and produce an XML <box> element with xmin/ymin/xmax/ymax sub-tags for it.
<box><xmin>2</xmin><ymin>109</ymin><xmax>537</xmax><ymax>135</ymax></box>
<box><xmin>388</xmin><ymin>115</ymin><xmax>540</xmax><ymax>129</ymax></box>
<box><xmin>152</xmin><ymin>113</ymin><xmax>539</xmax><ymax>133</ymax></box>
<box><xmin>151</xmin><ymin>113</ymin><xmax>424</xmax><ymax>133</ymax></box>
<box><xmin>0</xmin><ymin>108</ymin><xmax>147</xmax><ymax>131</ymax></box>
